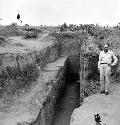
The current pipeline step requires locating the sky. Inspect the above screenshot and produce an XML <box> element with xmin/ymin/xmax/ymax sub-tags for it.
<box><xmin>0</xmin><ymin>0</ymin><xmax>120</xmax><ymax>26</ymax></box>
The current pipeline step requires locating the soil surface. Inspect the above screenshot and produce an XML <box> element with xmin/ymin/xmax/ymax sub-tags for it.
<box><xmin>70</xmin><ymin>83</ymin><xmax>120</xmax><ymax>125</ymax></box>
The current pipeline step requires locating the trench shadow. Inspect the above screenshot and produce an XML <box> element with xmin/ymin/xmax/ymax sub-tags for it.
<box><xmin>53</xmin><ymin>72</ymin><xmax>80</xmax><ymax>125</ymax></box>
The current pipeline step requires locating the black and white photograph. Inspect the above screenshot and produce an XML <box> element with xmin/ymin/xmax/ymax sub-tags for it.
<box><xmin>0</xmin><ymin>0</ymin><xmax>120</xmax><ymax>125</ymax></box>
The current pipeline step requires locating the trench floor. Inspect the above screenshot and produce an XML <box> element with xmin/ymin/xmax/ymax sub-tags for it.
<box><xmin>53</xmin><ymin>82</ymin><xmax>80</xmax><ymax>125</ymax></box>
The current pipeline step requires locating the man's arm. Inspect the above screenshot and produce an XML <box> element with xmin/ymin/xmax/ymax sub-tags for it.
<box><xmin>111</xmin><ymin>52</ymin><xmax>118</xmax><ymax>66</ymax></box>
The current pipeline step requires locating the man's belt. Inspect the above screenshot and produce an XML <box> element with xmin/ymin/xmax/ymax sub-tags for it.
<box><xmin>100</xmin><ymin>63</ymin><xmax>108</xmax><ymax>65</ymax></box>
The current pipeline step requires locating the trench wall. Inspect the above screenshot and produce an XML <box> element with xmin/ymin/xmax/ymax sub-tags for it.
<box><xmin>29</xmin><ymin>55</ymin><xmax>80</xmax><ymax>125</ymax></box>
<box><xmin>30</xmin><ymin>57</ymin><xmax>67</xmax><ymax>125</ymax></box>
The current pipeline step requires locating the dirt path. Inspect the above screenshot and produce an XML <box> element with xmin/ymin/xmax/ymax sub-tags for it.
<box><xmin>70</xmin><ymin>83</ymin><xmax>120</xmax><ymax>125</ymax></box>
<box><xmin>53</xmin><ymin>82</ymin><xmax>80</xmax><ymax>125</ymax></box>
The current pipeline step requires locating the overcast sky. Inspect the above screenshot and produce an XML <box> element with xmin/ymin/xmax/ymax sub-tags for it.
<box><xmin>0</xmin><ymin>0</ymin><xmax>120</xmax><ymax>26</ymax></box>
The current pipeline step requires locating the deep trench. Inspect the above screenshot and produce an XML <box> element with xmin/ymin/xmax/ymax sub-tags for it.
<box><xmin>53</xmin><ymin>57</ymin><xmax>80</xmax><ymax>125</ymax></box>
<box><xmin>52</xmin><ymin>54</ymin><xmax>100</xmax><ymax>125</ymax></box>
<box><xmin>30</xmin><ymin>54</ymin><xmax>100</xmax><ymax>125</ymax></box>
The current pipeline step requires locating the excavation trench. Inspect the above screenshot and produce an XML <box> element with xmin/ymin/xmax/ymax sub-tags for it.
<box><xmin>52</xmin><ymin>75</ymin><xmax>80</xmax><ymax>125</ymax></box>
<box><xmin>29</xmin><ymin>55</ymin><xmax>81</xmax><ymax>125</ymax></box>
<box><xmin>30</xmin><ymin>54</ymin><xmax>99</xmax><ymax>125</ymax></box>
<box><xmin>52</xmin><ymin>54</ymin><xmax>99</xmax><ymax>125</ymax></box>
<box><xmin>53</xmin><ymin>57</ymin><xmax>80</xmax><ymax>125</ymax></box>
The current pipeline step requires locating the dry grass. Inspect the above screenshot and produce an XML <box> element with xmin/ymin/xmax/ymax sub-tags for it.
<box><xmin>0</xmin><ymin>63</ymin><xmax>39</xmax><ymax>99</ymax></box>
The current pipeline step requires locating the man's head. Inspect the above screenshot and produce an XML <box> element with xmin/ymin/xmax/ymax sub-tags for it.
<box><xmin>103</xmin><ymin>44</ymin><xmax>109</xmax><ymax>52</ymax></box>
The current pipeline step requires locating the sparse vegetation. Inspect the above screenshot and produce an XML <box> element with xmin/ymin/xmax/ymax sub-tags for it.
<box><xmin>0</xmin><ymin>36</ymin><xmax>8</xmax><ymax>46</ymax></box>
<box><xmin>0</xmin><ymin>25</ymin><xmax>42</xmax><ymax>38</ymax></box>
<box><xmin>23</xmin><ymin>26</ymin><xmax>42</xmax><ymax>33</ymax></box>
<box><xmin>49</xmin><ymin>32</ymin><xmax>78</xmax><ymax>39</ymax></box>
<box><xmin>24</xmin><ymin>31</ymin><xmax>38</xmax><ymax>39</ymax></box>
<box><xmin>0</xmin><ymin>63</ymin><xmax>39</xmax><ymax>98</ymax></box>
<box><xmin>0</xmin><ymin>25</ymin><xmax>25</xmax><ymax>37</ymax></box>
<box><xmin>23</xmin><ymin>26</ymin><xmax>42</xmax><ymax>39</ymax></box>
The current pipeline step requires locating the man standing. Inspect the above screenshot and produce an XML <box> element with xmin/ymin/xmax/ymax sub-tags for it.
<box><xmin>98</xmin><ymin>44</ymin><xmax>118</xmax><ymax>95</ymax></box>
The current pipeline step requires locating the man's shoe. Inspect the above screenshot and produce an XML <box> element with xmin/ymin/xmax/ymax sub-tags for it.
<box><xmin>105</xmin><ymin>92</ymin><xmax>109</xmax><ymax>95</ymax></box>
<box><xmin>100</xmin><ymin>90</ymin><xmax>105</xmax><ymax>94</ymax></box>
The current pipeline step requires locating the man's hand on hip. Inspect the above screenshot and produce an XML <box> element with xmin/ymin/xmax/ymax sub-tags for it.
<box><xmin>108</xmin><ymin>63</ymin><xmax>113</xmax><ymax>67</ymax></box>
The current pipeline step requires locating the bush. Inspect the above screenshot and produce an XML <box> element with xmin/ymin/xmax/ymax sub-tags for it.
<box><xmin>0</xmin><ymin>26</ymin><xmax>26</xmax><ymax>37</ymax></box>
<box><xmin>23</xmin><ymin>27</ymin><xmax>42</xmax><ymax>33</ymax></box>
<box><xmin>49</xmin><ymin>32</ymin><xmax>82</xmax><ymax>39</ymax></box>
<box><xmin>23</xmin><ymin>27</ymin><xmax>42</xmax><ymax>39</ymax></box>
<box><xmin>24</xmin><ymin>31</ymin><xmax>38</xmax><ymax>39</ymax></box>
<box><xmin>0</xmin><ymin>36</ymin><xmax>9</xmax><ymax>46</ymax></box>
